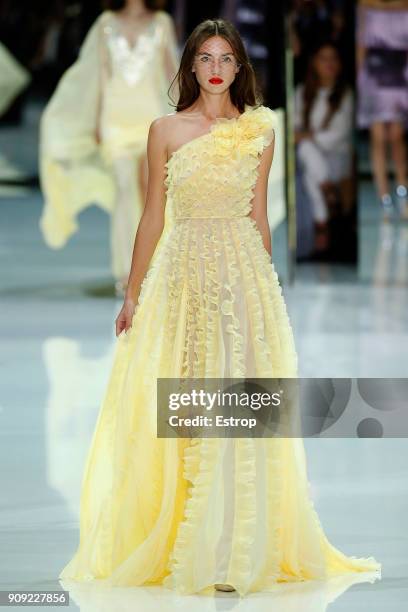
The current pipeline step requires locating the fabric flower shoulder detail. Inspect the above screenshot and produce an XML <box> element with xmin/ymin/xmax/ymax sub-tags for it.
<box><xmin>211</xmin><ymin>104</ymin><xmax>278</xmax><ymax>158</ymax></box>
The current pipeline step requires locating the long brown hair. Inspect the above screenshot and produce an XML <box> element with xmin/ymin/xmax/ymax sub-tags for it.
<box><xmin>171</xmin><ymin>19</ymin><xmax>262</xmax><ymax>113</ymax></box>
<box><xmin>302</xmin><ymin>42</ymin><xmax>349</xmax><ymax>130</ymax></box>
<box><xmin>103</xmin><ymin>0</ymin><xmax>166</xmax><ymax>10</ymax></box>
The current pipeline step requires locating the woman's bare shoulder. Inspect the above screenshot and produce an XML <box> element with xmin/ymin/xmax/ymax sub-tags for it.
<box><xmin>150</xmin><ymin>112</ymin><xmax>197</xmax><ymax>157</ymax></box>
<box><xmin>149</xmin><ymin>112</ymin><xmax>181</xmax><ymax>141</ymax></box>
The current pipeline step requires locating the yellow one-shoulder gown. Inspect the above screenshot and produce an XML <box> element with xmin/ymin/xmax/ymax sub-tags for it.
<box><xmin>59</xmin><ymin>105</ymin><xmax>381</xmax><ymax>596</ymax></box>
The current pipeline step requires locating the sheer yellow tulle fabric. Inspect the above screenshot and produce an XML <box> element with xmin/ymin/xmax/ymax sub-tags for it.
<box><xmin>59</xmin><ymin>105</ymin><xmax>381</xmax><ymax>596</ymax></box>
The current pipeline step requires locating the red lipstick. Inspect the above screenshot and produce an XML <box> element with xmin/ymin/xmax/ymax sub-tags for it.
<box><xmin>209</xmin><ymin>77</ymin><xmax>223</xmax><ymax>84</ymax></box>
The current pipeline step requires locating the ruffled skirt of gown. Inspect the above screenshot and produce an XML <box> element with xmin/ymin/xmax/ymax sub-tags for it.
<box><xmin>59</xmin><ymin>216</ymin><xmax>381</xmax><ymax>596</ymax></box>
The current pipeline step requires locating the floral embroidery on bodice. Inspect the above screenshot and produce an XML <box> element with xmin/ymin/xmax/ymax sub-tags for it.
<box><xmin>164</xmin><ymin>105</ymin><xmax>277</xmax><ymax>219</ymax></box>
<box><xmin>102</xmin><ymin>11</ymin><xmax>167</xmax><ymax>86</ymax></box>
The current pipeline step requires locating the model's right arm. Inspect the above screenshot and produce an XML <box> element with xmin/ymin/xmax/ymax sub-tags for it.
<box><xmin>115</xmin><ymin>116</ymin><xmax>168</xmax><ymax>336</ymax></box>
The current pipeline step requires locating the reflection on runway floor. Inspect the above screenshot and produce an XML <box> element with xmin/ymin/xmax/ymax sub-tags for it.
<box><xmin>61</xmin><ymin>571</ymin><xmax>381</xmax><ymax>611</ymax></box>
<box><xmin>359</xmin><ymin>180</ymin><xmax>408</xmax><ymax>286</ymax></box>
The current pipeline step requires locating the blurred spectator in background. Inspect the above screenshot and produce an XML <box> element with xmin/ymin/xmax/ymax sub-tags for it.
<box><xmin>290</xmin><ymin>0</ymin><xmax>351</xmax><ymax>84</ymax></box>
<box><xmin>356</xmin><ymin>0</ymin><xmax>408</xmax><ymax>221</ymax></box>
<box><xmin>294</xmin><ymin>42</ymin><xmax>353</xmax><ymax>254</ymax></box>
<box><xmin>39</xmin><ymin>0</ymin><xmax>180</xmax><ymax>295</ymax></box>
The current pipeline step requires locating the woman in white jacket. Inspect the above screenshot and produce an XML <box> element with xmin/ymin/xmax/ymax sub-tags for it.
<box><xmin>295</xmin><ymin>42</ymin><xmax>354</xmax><ymax>252</ymax></box>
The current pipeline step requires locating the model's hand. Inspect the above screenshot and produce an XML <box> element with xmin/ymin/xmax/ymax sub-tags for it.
<box><xmin>115</xmin><ymin>298</ymin><xmax>136</xmax><ymax>336</ymax></box>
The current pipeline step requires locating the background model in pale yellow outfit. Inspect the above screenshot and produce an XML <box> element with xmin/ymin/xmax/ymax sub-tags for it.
<box><xmin>39</xmin><ymin>10</ymin><xmax>179</xmax><ymax>283</ymax></box>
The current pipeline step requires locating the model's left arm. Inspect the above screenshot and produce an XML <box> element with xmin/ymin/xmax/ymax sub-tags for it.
<box><xmin>249</xmin><ymin>134</ymin><xmax>275</xmax><ymax>257</ymax></box>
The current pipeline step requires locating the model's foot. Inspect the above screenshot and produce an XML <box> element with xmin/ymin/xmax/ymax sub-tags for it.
<box><xmin>214</xmin><ymin>583</ymin><xmax>236</xmax><ymax>592</ymax></box>
<box><xmin>380</xmin><ymin>193</ymin><xmax>394</xmax><ymax>221</ymax></box>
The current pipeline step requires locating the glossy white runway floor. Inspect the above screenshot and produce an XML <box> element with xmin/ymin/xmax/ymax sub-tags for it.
<box><xmin>1</xmin><ymin>179</ymin><xmax>407</xmax><ymax>611</ymax></box>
